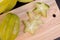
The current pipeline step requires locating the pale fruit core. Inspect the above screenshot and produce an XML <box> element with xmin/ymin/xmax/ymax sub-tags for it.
<box><xmin>0</xmin><ymin>0</ymin><xmax>3</xmax><ymax>2</ymax></box>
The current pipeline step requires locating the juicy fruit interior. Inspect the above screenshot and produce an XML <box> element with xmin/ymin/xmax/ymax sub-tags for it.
<box><xmin>23</xmin><ymin>2</ymin><xmax>49</xmax><ymax>34</ymax></box>
<box><xmin>0</xmin><ymin>13</ymin><xmax>20</xmax><ymax>40</ymax></box>
<box><xmin>33</xmin><ymin>2</ymin><xmax>50</xmax><ymax>17</ymax></box>
<box><xmin>18</xmin><ymin>0</ymin><xmax>33</xmax><ymax>3</ymax></box>
<box><xmin>0</xmin><ymin>0</ymin><xmax>17</xmax><ymax>14</ymax></box>
<box><xmin>23</xmin><ymin>12</ymin><xmax>43</xmax><ymax>34</ymax></box>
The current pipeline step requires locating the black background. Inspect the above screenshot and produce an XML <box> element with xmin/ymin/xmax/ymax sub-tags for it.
<box><xmin>13</xmin><ymin>2</ymin><xmax>28</xmax><ymax>9</ymax></box>
<box><xmin>55</xmin><ymin>0</ymin><xmax>60</xmax><ymax>9</ymax></box>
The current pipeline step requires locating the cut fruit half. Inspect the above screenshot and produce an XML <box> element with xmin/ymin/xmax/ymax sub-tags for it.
<box><xmin>23</xmin><ymin>12</ymin><xmax>43</xmax><ymax>34</ymax></box>
<box><xmin>33</xmin><ymin>2</ymin><xmax>50</xmax><ymax>17</ymax></box>
<box><xmin>23</xmin><ymin>19</ymin><xmax>43</xmax><ymax>34</ymax></box>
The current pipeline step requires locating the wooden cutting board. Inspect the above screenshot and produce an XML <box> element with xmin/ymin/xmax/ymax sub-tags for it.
<box><xmin>0</xmin><ymin>0</ymin><xmax>60</xmax><ymax>40</ymax></box>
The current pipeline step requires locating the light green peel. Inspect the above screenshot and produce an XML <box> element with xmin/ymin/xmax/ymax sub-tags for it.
<box><xmin>18</xmin><ymin>0</ymin><xmax>33</xmax><ymax>3</ymax></box>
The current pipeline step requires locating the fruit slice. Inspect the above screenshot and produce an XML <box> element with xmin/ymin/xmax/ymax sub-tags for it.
<box><xmin>18</xmin><ymin>0</ymin><xmax>33</xmax><ymax>3</ymax></box>
<box><xmin>33</xmin><ymin>2</ymin><xmax>50</xmax><ymax>17</ymax></box>
<box><xmin>23</xmin><ymin>18</ymin><xmax>43</xmax><ymax>34</ymax></box>
<box><xmin>23</xmin><ymin>12</ymin><xmax>43</xmax><ymax>34</ymax></box>
<box><xmin>0</xmin><ymin>0</ymin><xmax>17</xmax><ymax>14</ymax></box>
<box><xmin>0</xmin><ymin>13</ymin><xmax>20</xmax><ymax>40</ymax></box>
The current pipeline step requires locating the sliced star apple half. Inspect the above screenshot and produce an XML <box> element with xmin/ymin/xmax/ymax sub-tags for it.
<box><xmin>23</xmin><ymin>12</ymin><xmax>43</xmax><ymax>34</ymax></box>
<box><xmin>23</xmin><ymin>2</ymin><xmax>49</xmax><ymax>34</ymax></box>
<box><xmin>33</xmin><ymin>2</ymin><xmax>50</xmax><ymax>17</ymax></box>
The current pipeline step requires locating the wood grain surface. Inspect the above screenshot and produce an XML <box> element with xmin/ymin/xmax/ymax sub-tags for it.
<box><xmin>0</xmin><ymin>0</ymin><xmax>60</xmax><ymax>40</ymax></box>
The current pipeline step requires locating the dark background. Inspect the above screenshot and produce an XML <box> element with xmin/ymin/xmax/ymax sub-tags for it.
<box><xmin>55</xmin><ymin>0</ymin><xmax>60</xmax><ymax>9</ymax></box>
<box><xmin>13</xmin><ymin>2</ymin><xmax>28</xmax><ymax>9</ymax></box>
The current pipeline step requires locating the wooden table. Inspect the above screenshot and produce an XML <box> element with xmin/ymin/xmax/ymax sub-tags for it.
<box><xmin>0</xmin><ymin>0</ymin><xmax>60</xmax><ymax>40</ymax></box>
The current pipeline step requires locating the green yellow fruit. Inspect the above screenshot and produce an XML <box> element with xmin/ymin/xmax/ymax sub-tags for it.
<box><xmin>33</xmin><ymin>2</ymin><xmax>50</xmax><ymax>17</ymax></box>
<box><xmin>6</xmin><ymin>0</ymin><xmax>17</xmax><ymax>11</ymax></box>
<box><xmin>0</xmin><ymin>13</ymin><xmax>20</xmax><ymax>40</ymax></box>
<box><xmin>0</xmin><ymin>0</ymin><xmax>17</xmax><ymax>14</ymax></box>
<box><xmin>18</xmin><ymin>0</ymin><xmax>33</xmax><ymax>3</ymax></box>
